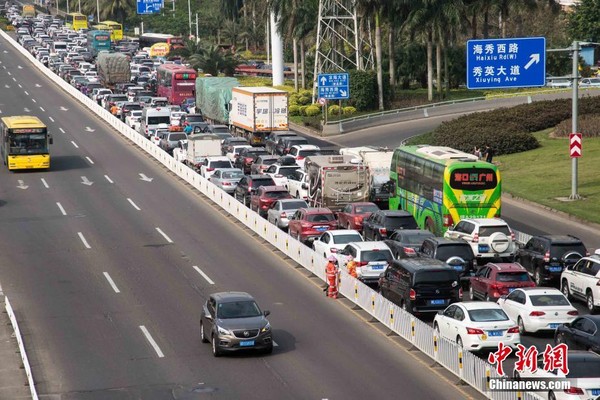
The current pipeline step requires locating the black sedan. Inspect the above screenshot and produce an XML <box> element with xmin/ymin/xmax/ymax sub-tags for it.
<box><xmin>555</xmin><ymin>315</ymin><xmax>600</xmax><ymax>353</ymax></box>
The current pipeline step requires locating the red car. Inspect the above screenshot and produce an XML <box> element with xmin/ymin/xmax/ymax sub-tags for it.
<box><xmin>336</xmin><ymin>202</ymin><xmax>380</xmax><ymax>231</ymax></box>
<box><xmin>469</xmin><ymin>262</ymin><xmax>536</xmax><ymax>302</ymax></box>
<box><xmin>288</xmin><ymin>207</ymin><xmax>338</xmax><ymax>244</ymax></box>
<box><xmin>250</xmin><ymin>186</ymin><xmax>292</xmax><ymax>217</ymax></box>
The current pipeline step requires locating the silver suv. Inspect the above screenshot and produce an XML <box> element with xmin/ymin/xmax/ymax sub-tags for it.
<box><xmin>200</xmin><ymin>292</ymin><xmax>273</xmax><ymax>357</ymax></box>
<box><xmin>335</xmin><ymin>241</ymin><xmax>394</xmax><ymax>283</ymax></box>
<box><xmin>444</xmin><ymin>218</ymin><xmax>517</xmax><ymax>264</ymax></box>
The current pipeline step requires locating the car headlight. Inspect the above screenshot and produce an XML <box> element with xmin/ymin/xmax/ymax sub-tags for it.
<box><xmin>261</xmin><ymin>322</ymin><xmax>271</xmax><ymax>333</ymax></box>
<box><xmin>217</xmin><ymin>326</ymin><xmax>232</xmax><ymax>336</ymax></box>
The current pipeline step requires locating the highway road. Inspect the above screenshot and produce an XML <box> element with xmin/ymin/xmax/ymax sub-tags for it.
<box><xmin>0</xmin><ymin>37</ymin><xmax>480</xmax><ymax>399</ymax></box>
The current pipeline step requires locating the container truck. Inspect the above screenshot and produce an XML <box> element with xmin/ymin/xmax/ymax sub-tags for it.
<box><xmin>96</xmin><ymin>52</ymin><xmax>131</xmax><ymax>89</ymax></box>
<box><xmin>181</xmin><ymin>133</ymin><xmax>222</xmax><ymax>171</ymax></box>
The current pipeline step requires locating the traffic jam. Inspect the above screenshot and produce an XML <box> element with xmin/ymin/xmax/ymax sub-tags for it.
<box><xmin>7</xmin><ymin>6</ymin><xmax>600</xmax><ymax>397</ymax></box>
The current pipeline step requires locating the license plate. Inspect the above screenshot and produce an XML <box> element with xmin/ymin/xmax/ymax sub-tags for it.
<box><xmin>548</xmin><ymin>266</ymin><xmax>562</xmax><ymax>272</ymax></box>
<box><xmin>478</xmin><ymin>244</ymin><xmax>489</xmax><ymax>252</ymax></box>
<box><xmin>508</xmin><ymin>288</ymin><xmax>516</xmax><ymax>293</ymax></box>
<box><xmin>549</xmin><ymin>323</ymin><xmax>560</xmax><ymax>329</ymax></box>
<box><xmin>371</xmin><ymin>265</ymin><xmax>384</xmax><ymax>270</ymax></box>
<box><xmin>592</xmin><ymin>389</ymin><xmax>600</xmax><ymax>396</ymax></box>
<box><xmin>488</xmin><ymin>330</ymin><xmax>503</xmax><ymax>337</ymax></box>
<box><xmin>429</xmin><ymin>299</ymin><xmax>445</xmax><ymax>305</ymax></box>
<box><xmin>452</xmin><ymin>265</ymin><xmax>463</xmax><ymax>271</ymax></box>
<box><xmin>316</xmin><ymin>226</ymin><xmax>327</xmax><ymax>232</ymax></box>
<box><xmin>239</xmin><ymin>340</ymin><xmax>255</xmax><ymax>347</ymax></box>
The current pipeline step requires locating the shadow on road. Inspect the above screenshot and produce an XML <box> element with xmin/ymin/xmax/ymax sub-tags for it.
<box><xmin>50</xmin><ymin>155</ymin><xmax>92</xmax><ymax>171</ymax></box>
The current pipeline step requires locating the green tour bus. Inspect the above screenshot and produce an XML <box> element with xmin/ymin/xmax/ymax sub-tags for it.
<box><xmin>86</xmin><ymin>30</ymin><xmax>111</xmax><ymax>57</ymax></box>
<box><xmin>389</xmin><ymin>145</ymin><xmax>501</xmax><ymax>236</ymax></box>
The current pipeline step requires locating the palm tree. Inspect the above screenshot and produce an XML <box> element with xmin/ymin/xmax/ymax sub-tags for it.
<box><xmin>357</xmin><ymin>0</ymin><xmax>385</xmax><ymax>110</ymax></box>
<box><xmin>189</xmin><ymin>45</ymin><xmax>240</xmax><ymax>76</ymax></box>
<box><xmin>271</xmin><ymin>0</ymin><xmax>300</xmax><ymax>90</ymax></box>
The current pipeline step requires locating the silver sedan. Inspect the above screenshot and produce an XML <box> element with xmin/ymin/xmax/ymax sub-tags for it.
<box><xmin>209</xmin><ymin>168</ymin><xmax>244</xmax><ymax>194</ymax></box>
<box><xmin>267</xmin><ymin>199</ymin><xmax>308</xmax><ymax>230</ymax></box>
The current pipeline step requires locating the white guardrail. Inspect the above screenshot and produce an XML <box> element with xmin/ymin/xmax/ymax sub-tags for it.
<box><xmin>0</xmin><ymin>29</ymin><xmax>540</xmax><ymax>400</ymax></box>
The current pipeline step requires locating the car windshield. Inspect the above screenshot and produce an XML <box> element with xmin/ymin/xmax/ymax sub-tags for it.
<box><xmin>530</xmin><ymin>294</ymin><xmax>570</xmax><ymax>307</ymax></box>
<box><xmin>354</xmin><ymin>204</ymin><xmax>379</xmax><ymax>214</ymax></box>
<box><xmin>497</xmin><ymin>272</ymin><xmax>530</xmax><ymax>282</ymax></box>
<box><xmin>468</xmin><ymin>308</ymin><xmax>509</xmax><ymax>322</ymax></box>
<box><xmin>436</xmin><ymin>245</ymin><xmax>474</xmax><ymax>262</ymax></box>
<box><xmin>265</xmin><ymin>191</ymin><xmax>290</xmax><ymax>199</ymax></box>
<box><xmin>479</xmin><ymin>225</ymin><xmax>511</xmax><ymax>236</ymax></box>
<box><xmin>210</xmin><ymin>160</ymin><xmax>232</xmax><ymax>168</ymax></box>
<box><xmin>252</xmin><ymin>179</ymin><xmax>275</xmax><ymax>186</ymax></box>
<box><xmin>221</xmin><ymin>171</ymin><xmax>243</xmax><ymax>179</ymax></box>
<box><xmin>278</xmin><ymin>167</ymin><xmax>300</xmax><ymax>177</ymax></box>
<box><xmin>563</xmin><ymin>359</ymin><xmax>600</xmax><ymax>377</ymax></box>
<box><xmin>399</xmin><ymin>232</ymin><xmax>434</xmax><ymax>245</ymax></box>
<box><xmin>186</xmin><ymin>115</ymin><xmax>204</xmax><ymax>123</ymax></box>
<box><xmin>413</xmin><ymin>270</ymin><xmax>459</xmax><ymax>285</ymax></box>
<box><xmin>307</xmin><ymin>213</ymin><xmax>335</xmax><ymax>222</ymax></box>
<box><xmin>362</xmin><ymin>250</ymin><xmax>393</xmax><ymax>263</ymax></box>
<box><xmin>261</xmin><ymin>159</ymin><xmax>278</xmax><ymax>166</ymax></box>
<box><xmin>298</xmin><ymin>149</ymin><xmax>319</xmax><ymax>157</ymax></box>
<box><xmin>217</xmin><ymin>300</ymin><xmax>262</xmax><ymax>319</ymax></box>
<box><xmin>386</xmin><ymin>216</ymin><xmax>418</xmax><ymax>230</ymax></box>
<box><xmin>169</xmin><ymin>133</ymin><xmax>187</xmax><ymax>141</ymax></box>
<box><xmin>550</xmin><ymin>244</ymin><xmax>586</xmax><ymax>258</ymax></box>
<box><xmin>281</xmin><ymin>201</ymin><xmax>307</xmax><ymax>210</ymax></box>
<box><xmin>332</xmin><ymin>234</ymin><xmax>363</xmax><ymax>244</ymax></box>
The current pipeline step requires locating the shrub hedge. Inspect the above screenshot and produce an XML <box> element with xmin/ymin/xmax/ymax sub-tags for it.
<box><xmin>554</xmin><ymin>114</ymin><xmax>600</xmax><ymax>137</ymax></box>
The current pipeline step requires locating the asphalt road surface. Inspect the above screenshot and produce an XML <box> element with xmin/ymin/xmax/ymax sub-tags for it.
<box><xmin>0</xmin><ymin>37</ymin><xmax>482</xmax><ymax>399</ymax></box>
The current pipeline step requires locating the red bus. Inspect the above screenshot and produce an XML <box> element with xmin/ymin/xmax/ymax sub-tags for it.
<box><xmin>156</xmin><ymin>64</ymin><xmax>197</xmax><ymax>106</ymax></box>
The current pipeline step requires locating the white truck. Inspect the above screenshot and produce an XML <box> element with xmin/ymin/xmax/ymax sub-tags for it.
<box><xmin>304</xmin><ymin>155</ymin><xmax>370</xmax><ymax>212</ymax></box>
<box><xmin>339</xmin><ymin>146</ymin><xmax>394</xmax><ymax>208</ymax></box>
<box><xmin>229</xmin><ymin>87</ymin><xmax>288</xmax><ymax>147</ymax></box>
<box><xmin>180</xmin><ymin>133</ymin><xmax>222</xmax><ymax>171</ymax></box>
<box><xmin>140</xmin><ymin>107</ymin><xmax>171</xmax><ymax>139</ymax></box>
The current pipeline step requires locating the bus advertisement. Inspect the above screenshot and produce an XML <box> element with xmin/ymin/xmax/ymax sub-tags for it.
<box><xmin>66</xmin><ymin>12</ymin><xmax>88</xmax><ymax>31</ymax></box>
<box><xmin>139</xmin><ymin>33</ymin><xmax>184</xmax><ymax>50</ymax></box>
<box><xmin>389</xmin><ymin>145</ymin><xmax>501</xmax><ymax>236</ymax></box>
<box><xmin>99</xmin><ymin>21</ymin><xmax>123</xmax><ymax>41</ymax></box>
<box><xmin>156</xmin><ymin>64</ymin><xmax>196</xmax><ymax>105</ymax></box>
<box><xmin>0</xmin><ymin>116</ymin><xmax>53</xmax><ymax>170</ymax></box>
<box><xmin>86</xmin><ymin>30</ymin><xmax>111</xmax><ymax>56</ymax></box>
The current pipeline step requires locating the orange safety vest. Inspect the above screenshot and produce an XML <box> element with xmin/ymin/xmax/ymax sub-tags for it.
<box><xmin>326</xmin><ymin>261</ymin><xmax>337</xmax><ymax>279</ymax></box>
<box><xmin>347</xmin><ymin>261</ymin><xmax>358</xmax><ymax>278</ymax></box>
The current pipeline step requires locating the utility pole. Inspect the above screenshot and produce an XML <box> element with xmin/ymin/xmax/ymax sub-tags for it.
<box><xmin>570</xmin><ymin>41</ymin><xmax>580</xmax><ymax>200</ymax></box>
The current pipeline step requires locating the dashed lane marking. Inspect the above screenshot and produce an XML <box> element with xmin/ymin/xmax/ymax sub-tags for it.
<box><xmin>56</xmin><ymin>202</ymin><xmax>66</xmax><ymax>216</ymax></box>
<box><xmin>193</xmin><ymin>266</ymin><xmax>215</xmax><ymax>285</ymax></box>
<box><xmin>77</xmin><ymin>232</ymin><xmax>91</xmax><ymax>249</ymax></box>
<box><xmin>103</xmin><ymin>272</ymin><xmax>121</xmax><ymax>293</ymax></box>
<box><xmin>155</xmin><ymin>227</ymin><xmax>173</xmax><ymax>243</ymax></box>
<box><xmin>139</xmin><ymin>325</ymin><xmax>164</xmax><ymax>358</ymax></box>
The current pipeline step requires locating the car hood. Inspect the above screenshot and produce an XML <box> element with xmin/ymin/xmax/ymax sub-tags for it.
<box><xmin>217</xmin><ymin>316</ymin><xmax>268</xmax><ymax>330</ymax></box>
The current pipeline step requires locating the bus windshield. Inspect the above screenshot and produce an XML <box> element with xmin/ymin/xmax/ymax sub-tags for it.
<box><xmin>10</xmin><ymin>133</ymin><xmax>48</xmax><ymax>154</ymax></box>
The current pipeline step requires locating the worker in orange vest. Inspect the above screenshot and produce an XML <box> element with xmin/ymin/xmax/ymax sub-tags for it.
<box><xmin>346</xmin><ymin>255</ymin><xmax>358</xmax><ymax>279</ymax></box>
<box><xmin>110</xmin><ymin>104</ymin><xmax>118</xmax><ymax>115</ymax></box>
<box><xmin>325</xmin><ymin>256</ymin><xmax>339</xmax><ymax>299</ymax></box>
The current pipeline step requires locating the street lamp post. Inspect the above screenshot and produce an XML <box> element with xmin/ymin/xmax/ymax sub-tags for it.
<box><xmin>96</xmin><ymin>0</ymin><xmax>100</xmax><ymax>23</ymax></box>
<box><xmin>187</xmin><ymin>0</ymin><xmax>192</xmax><ymax>39</ymax></box>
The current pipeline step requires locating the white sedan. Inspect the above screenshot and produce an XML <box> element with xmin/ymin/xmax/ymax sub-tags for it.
<box><xmin>433</xmin><ymin>302</ymin><xmax>520</xmax><ymax>351</ymax></box>
<box><xmin>497</xmin><ymin>287</ymin><xmax>578</xmax><ymax>334</ymax></box>
<box><xmin>312</xmin><ymin>229</ymin><xmax>364</xmax><ymax>259</ymax></box>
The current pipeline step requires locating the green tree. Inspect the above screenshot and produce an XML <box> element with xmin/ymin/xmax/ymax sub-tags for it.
<box><xmin>568</xmin><ymin>0</ymin><xmax>600</xmax><ymax>41</ymax></box>
<box><xmin>189</xmin><ymin>45</ymin><xmax>240</xmax><ymax>76</ymax></box>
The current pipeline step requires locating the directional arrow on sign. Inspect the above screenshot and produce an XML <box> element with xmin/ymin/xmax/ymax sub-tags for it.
<box><xmin>85</xmin><ymin>127</ymin><xmax>95</xmax><ymax>132</ymax></box>
<box><xmin>17</xmin><ymin>180</ymin><xmax>28</xmax><ymax>190</ymax></box>
<box><xmin>340</xmin><ymin>89</ymin><xmax>347</xmax><ymax>97</ymax></box>
<box><xmin>81</xmin><ymin>176</ymin><xmax>94</xmax><ymax>186</ymax></box>
<box><xmin>524</xmin><ymin>53</ymin><xmax>540</xmax><ymax>70</ymax></box>
<box><xmin>60</xmin><ymin>106</ymin><xmax>69</xmax><ymax>111</ymax></box>
<box><xmin>139</xmin><ymin>173</ymin><xmax>153</xmax><ymax>182</ymax></box>
<box><xmin>320</xmin><ymin>76</ymin><xmax>327</xmax><ymax>85</ymax></box>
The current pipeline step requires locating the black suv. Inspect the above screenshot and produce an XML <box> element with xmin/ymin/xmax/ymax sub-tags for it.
<box><xmin>362</xmin><ymin>210</ymin><xmax>418</xmax><ymax>241</ymax></box>
<box><xmin>379</xmin><ymin>258</ymin><xmax>461</xmax><ymax>315</ymax></box>
<box><xmin>516</xmin><ymin>235</ymin><xmax>587</xmax><ymax>287</ymax></box>
<box><xmin>265</xmin><ymin>131</ymin><xmax>297</xmax><ymax>155</ymax></box>
<box><xmin>418</xmin><ymin>237</ymin><xmax>476</xmax><ymax>284</ymax></box>
<box><xmin>233</xmin><ymin>175</ymin><xmax>276</xmax><ymax>206</ymax></box>
<box><xmin>384</xmin><ymin>229</ymin><xmax>435</xmax><ymax>257</ymax></box>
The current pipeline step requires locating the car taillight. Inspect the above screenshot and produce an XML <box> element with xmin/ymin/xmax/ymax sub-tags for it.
<box><xmin>472</xmin><ymin>233</ymin><xmax>479</xmax><ymax>243</ymax></box>
<box><xmin>409</xmin><ymin>289</ymin><xmax>416</xmax><ymax>300</ymax></box>
<box><xmin>510</xmin><ymin>231</ymin><xmax>515</xmax><ymax>241</ymax></box>
<box><xmin>275</xmin><ymin>174</ymin><xmax>283</xmax><ymax>178</ymax></box>
<box><xmin>245</xmin><ymin>157</ymin><xmax>253</xmax><ymax>163</ymax></box>
<box><xmin>222</xmin><ymin>182</ymin><xmax>231</xmax><ymax>186</ymax></box>
<box><xmin>466</xmin><ymin>327</ymin><xmax>484</xmax><ymax>335</ymax></box>
<box><xmin>280</xmin><ymin>212</ymin><xmax>287</xmax><ymax>218</ymax></box>
<box><xmin>297</xmin><ymin>156</ymin><xmax>304</xmax><ymax>160</ymax></box>
<box><xmin>354</xmin><ymin>216</ymin><xmax>363</xmax><ymax>224</ymax></box>
<box><xmin>507</xmin><ymin>326</ymin><xmax>519</xmax><ymax>334</ymax></box>
<box><xmin>207</xmin><ymin>168</ymin><xmax>214</xmax><ymax>171</ymax></box>
<box><xmin>330</xmin><ymin>248</ymin><xmax>338</xmax><ymax>253</ymax></box>
<box><xmin>301</xmin><ymin>222</ymin><xmax>312</xmax><ymax>229</ymax></box>
<box><xmin>358</xmin><ymin>261</ymin><xmax>368</xmax><ymax>267</ymax></box>
<box><xmin>543</xmin><ymin>251</ymin><xmax>550</xmax><ymax>263</ymax></box>
<box><xmin>567</xmin><ymin>310</ymin><xmax>579</xmax><ymax>316</ymax></box>
<box><xmin>529</xmin><ymin>311</ymin><xmax>545</xmax><ymax>317</ymax></box>
<box><xmin>564</xmin><ymin>387</ymin><xmax>584</xmax><ymax>395</ymax></box>
<box><xmin>443</xmin><ymin>214</ymin><xmax>453</xmax><ymax>227</ymax></box>
<box><xmin>402</xmin><ymin>247</ymin><xmax>416</xmax><ymax>256</ymax></box>
<box><xmin>378</xmin><ymin>227</ymin><xmax>387</xmax><ymax>236</ymax></box>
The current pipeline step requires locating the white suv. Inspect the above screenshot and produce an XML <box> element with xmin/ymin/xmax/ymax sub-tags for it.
<box><xmin>561</xmin><ymin>255</ymin><xmax>600</xmax><ymax>314</ymax></box>
<box><xmin>444</xmin><ymin>218</ymin><xmax>516</xmax><ymax>264</ymax></box>
<box><xmin>335</xmin><ymin>241</ymin><xmax>393</xmax><ymax>284</ymax></box>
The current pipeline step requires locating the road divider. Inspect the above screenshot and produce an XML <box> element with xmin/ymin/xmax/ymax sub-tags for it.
<box><xmin>0</xmin><ymin>28</ymin><xmax>538</xmax><ymax>400</ymax></box>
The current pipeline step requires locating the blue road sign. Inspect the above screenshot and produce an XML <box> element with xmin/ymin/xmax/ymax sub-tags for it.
<box><xmin>317</xmin><ymin>72</ymin><xmax>350</xmax><ymax>100</ymax></box>
<box><xmin>137</xmin><ymin>0</ymin><xmax>163</xmax><ymax>15</ymax></box>
<box><xmin>466</xmin><ymin>37</ymin><xmax>546</xmax><ymax>89</ymax></box>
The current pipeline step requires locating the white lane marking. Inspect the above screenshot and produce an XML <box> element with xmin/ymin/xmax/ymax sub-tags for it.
<box><xmin>56</xmin><ymin>202</ymin><xmax>66</xmax><ymax>216</ymax></box>
<box><xmin>39</xmin><ymin>107</ymin><xmax>45</xmax><ymax>112</ymax></box>
<box><xmin>139</xmin><ymin>173</ymin><xmax>153</xmax><ymax>182</ymax></box>
<box><xmin>41</xmin><ymin>178</ymin><xmax>49</xmax><ymax>188</ymax></box>
<box><xmin>17</xmin><ymin>84</ymin><xmax>21</xmax><ymax>88</ymax></box>
<box><xmin>104</xmin><ymin>175</ymin><xmax>114</xmax><ymax>184</ymax></box>
<box><xmin>0</xmin><ymin>109</ymin><xmax>3</xmax><ymax>114</ymax></box>
<box><xmin>7</xmin><ymin>71</ymin><xmax>10</xmax><ymax>75</ymax></box>
<box><xmin>273</xmin><ymin>341</ymin><xmax>279</xmax><ymax>347</ymax></box>
<box><xmin>81</xmin><ymin>176</ymin><xmax>93</xmax><ymax>186</ymax></box>
<box><xmin>24</xmin><ymin>90</ymin><xmax>28</xmax><ymax>96</ymax></box>
<box><xmin>103</xmin><ymin>272</ymin><xmax>120</xmax><ymax>293</ymax></box>
<box><xmin>85</xmin><ymin>126</ymin><xmax>95</xmax><ymax>132</ymax></box>
<box><xmin>0</xmin><ymin>281</ymin><xmax>3</xmax><ymax>295</ymax></box>
<box><xmin>193</xmin><ymin>266</ymin><xmax>215</xmax><ymax>285</ymax></box>
<box><xmin>49</xmin><ymin>116</ymin><xmax>54</xmax><ymax>122</ymax></box>
<box><xmin>139</xmin><ymin>326</ymin><xmax>164</xmax><ymax>358</ymax></box>
<box><xmin>1</xmin><ymin>65</ymin><xmax>5</xmax><ymax>69</ymax></box>
<box><xmin>16</xmin><ymin>180</ymin><xmax>28</xmax><ymax>189</ymax></box>
<box><xmin>127</xmin><ymin>198</ymin><xmax>141</xmax><ymax>211</ymax></box>
<box><xmin>77</xmin><ymin>232</ymin><xmax>91</xmax><ymax>249</ymax></box>
<box><xmin>59</xmin><ymin>128</ymin><xmax>65</xmax><ymax>133</ymax></box>
<box><xmin>85</xmin><ymin>156</ymin><xmax>94</xmax><ymax>164</ymax></box>
<box><xmin>60</xmin><ymin>106</ymin><xmax>68</xmax><ymax>111</ymax></box>
<box><xmin>155</xmin><ymin>227</ymin><xmax>173</xmax><ymax>243</ymax></box>
<box><xmin>12</xmin><ymin>77</ymin><xmax>15</xmax><ymax>81</ymax></box>
<box><xmin>71</xmin><ymin>141</ymin><xmax>79</xmax><ymax>148</ymax></box>
<box><xmin>32</xmin><ymin>99</ymin><xmax>36</xmax><ymax>103</ymax></box>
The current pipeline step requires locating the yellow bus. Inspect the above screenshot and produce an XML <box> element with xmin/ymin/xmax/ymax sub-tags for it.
<box><xmin>0</xmin><ymin>116</ymin><xmax>53</xmax><ymax>170</ymax></box>
<box><xmin>65</xmin><ymin>12</ymin><xmax>88</xmax><ymax>31</ymax></box>
<box><xmin>99</xmin><ymin>21</ymin><xmax>123</xmax><ymax>41</ymax></box>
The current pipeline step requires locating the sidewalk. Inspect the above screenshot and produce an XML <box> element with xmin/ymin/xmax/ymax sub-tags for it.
<box><xmin>0</xmin><ymin>295</ymin><xmax>33</xmax><ymax>399</ymax></box>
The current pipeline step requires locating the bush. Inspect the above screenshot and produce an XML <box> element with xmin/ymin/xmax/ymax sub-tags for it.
<box><xmin>299</xmin><ymin>105</ymin><xmax>309</xmax><ymax>116</ymax></box>
<box><xmin>305</xmin><ymin>105</ymin><xmax>321</xmax><ymax>117</ymax></box>
<box><xmin>554</xmin><ymin>114</ymin><xmax>600</xmax><ymax>137</ymax></box>
<box><xmin>299</xmin><ymin>89</ymin><xmax>313</xmax><ymax>98</ymax></box>
<box><xmin>297</xmin><ymin>96</ymin><xmax>311</xmax><ymax>106</ymax></box>
<box><xmin>303</xmin><ymin>116</ymin><xmax>322</xmax><ymax>130</ymax></box>
<box><xmin>342</xmin><ymin>106</ymin><xmax>357</xmax><ymax>115</ymax></box>
<box><xmin>289</xmin><ymin>104</ymin><xmax>301</xmax><ymax>117</ymax></box>
<box><xmin>347</xmin><ymin>69</ymin><xmax>378</xmax><ymax>111</ymax></box>
<box><xmin>328</xmin><ymin>105</ymin><xmax>341</xmax><ymax>115</ymax></box>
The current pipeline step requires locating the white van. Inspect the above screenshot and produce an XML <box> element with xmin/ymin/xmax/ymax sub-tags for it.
<box><xmin>52</xmin><ymin>41</ymin><xmax>67</xmax><ymax>53</ymax></box>
<box><xmin>140</xmin><ymin>107</ymin><xmax>171</xmax><ymax>138</ymax></box>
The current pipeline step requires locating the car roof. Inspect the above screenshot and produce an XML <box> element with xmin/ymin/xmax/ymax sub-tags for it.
<box><xmin>456</xmin><ymin>301</ymin><xmax>502</xmax><ymax>310</ymax></box>
<box><xmin>328</xmin><ymin>229</ymin><xmax>361</xmax><ymax>236</ymax></box>
<box><xmin>535</xmin><ymin>234</ymin><xmax>584</xmax><ymax>244</ymax></box>
<box><xmin>393</xmin><ymin>257</ymin><xmax>453</xmax><ymax>270</ymax></box>
<box><xmin>292</xmin><ymin>144</ymin><xmax>320</xmax><ymax>150</ymax></box>
<box><xmin>426</xmin><ymin>237</ymin><xmax>470</xmax><ymax>246</ymax></box>
<box><xmin>348</xmin><ymin>241</ymin><xmax>391</xmax><ymax>250</ymax></box>
<box><xmin>260</xmin><ymin>185</ymin><xmax>288</xmax><ymax>192</ymax></box>
<box><xmin>258</xmin><ymin>155</ymin><xmax>279</xmax><ymax>161</ymax></box>
<box><xmin>216</xmin><ymin>168</ymin><xmax>242</xmax><ymax>173</ymax></box>
<box><xmin>248</xmin><ymin>174</ymin><xmax>273</xmax><ymax>179</ymax></box>
<box><xmin>379</xmin><ymin>210</ymin><xmax>413</xmax><ymax>217</ymax></box>
<box><xmin>206</xmin><ymin>156</ymin><xmax>230</xmax><ymax>161</ymax></box>
<box><xmin>461</xmin><ymin>218</ymin><xmax>509</xmax><ymax>226</ymax></box>
<box><xmin>517</xmin><ymin>287</ymin><xmax>562</xmax><ymax>295</ymax></box>
<box><xmin>485</xmin><ymin>262</ymin><xmax>527</xmax><ymax>271</ymax></box>
<box><xmin>211</xmin><ymin>291</ymin><xmax>254</xmax><ymax>302</ymax></box>
<box><xmin>299</xmin><ymin>207</ymin><xmax>333</xmax><ymax>214</ymax></box>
